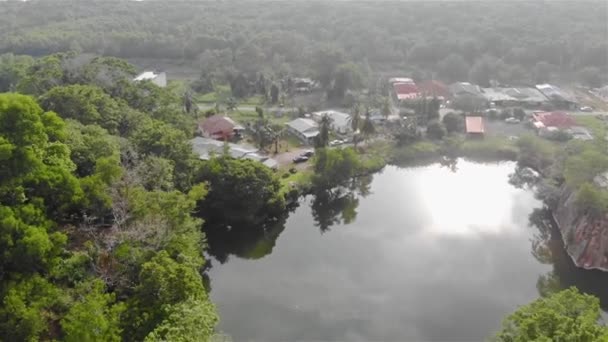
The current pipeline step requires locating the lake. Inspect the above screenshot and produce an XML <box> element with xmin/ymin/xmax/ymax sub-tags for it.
<box><xmin>206</xmin><ymin>160</ymin><xmax>607</xmax><ymax>341</ymax></box>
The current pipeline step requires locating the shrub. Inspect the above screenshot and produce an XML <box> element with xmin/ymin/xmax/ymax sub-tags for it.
<box><xmin>426</xmin><ymin>120</ymin><xmax>446</xmax><ymax>140</ymax></box>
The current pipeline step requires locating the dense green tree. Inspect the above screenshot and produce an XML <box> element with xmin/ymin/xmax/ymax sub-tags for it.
<box><xmin>316</xmin><ymin>114</ymin><xmax>332</xmax><ymax>148</ymax></box>
<box><xmin>144</xmin><ymin>299</ymin><xmax>218</xmax><ymax>342</ymax></box>
<box><xmin>361</xmin><ymin>109</ymin><xmax>375</xmax><ymax>141</ymax></box>
<box><xmin>442</xmin><ymin>113</ymin><xmax>464</xmax><ymax>134</ymax></box>
<box><xmin>578</xmin><ymin>66</ymin><xmax>603</xmax><ymax>88</ymax></box>
<box><xmin>0</xmin><ymin>53</ymin><xmax>33</xmax><ymax>92</ymax></box>
<box><xmin>64</xmin><ymin>120</ymin><xmax>119</xmax><ymax>177</ymax></box>
<box><xmin>39</xmin><ymin>84</ymin><xmax>126</xmax><ymax>135</ymax></box>
<box><xmin>195</xmin><ymin>156</ymin><xmax>285</xmax><ymax>225</ymax></box>
<box><xmin>426</xmin><ymin>120</ymin><xmax>446</xmax><ymax>140</ymax></box>
<box><xmin>61</xmin><ymin>279</ymin><xmax>125</xmax><ymax>342</ymax></box>
<box><xmin>438</xmin><ymin>53</ymin><xmax>469</xmax><ymax>82</ymax></box>
<box><xmin>494</xmin><ymin>287</ymin><xmax>608</xmax><ymax>341</ymax></box>
<box><xmin>313</xmin><ymin>147</ymin><xmax>362</xmax><ymax>188</ymax></box>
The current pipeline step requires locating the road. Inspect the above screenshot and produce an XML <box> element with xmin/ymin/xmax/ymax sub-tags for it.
<box><xmin>197</xmin><ymin>103</ymin><xmax>297</xmax><ymax>112</ymax></box>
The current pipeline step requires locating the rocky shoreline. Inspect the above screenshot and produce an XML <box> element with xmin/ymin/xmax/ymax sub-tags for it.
<box><xmin>553</xmin><ymin>185</ymin><xmax>608</xmax><ymax>272</ymax></box>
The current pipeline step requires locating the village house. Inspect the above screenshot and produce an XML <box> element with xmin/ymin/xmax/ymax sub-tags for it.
<box><xmin>535</xmin><ymin>84</ymin><xmax>578</xmax><ymax>110</ymax></box>
<box><xmin>312</xmin><ymin>110</ymin><xmax>352</xmax><ymax>135</ymax></box>
<box><xmin>449</xmin><ymin>82</ymin><xmax>484</xmax><ymax>99</ymax></box>
<box><xmin>292</xmin><ymin>78</ymin><xmax>315</xmax><ymax>92</ymax></box>
<box><xmin>133</xmin><ymin>71</ymin><xmax>167</xmax><ymax>87</ymax></box>
<box><xmin>465</xmin><ymin>116</ymin><xmax>485</xmax><ymax>138</ymax></box>
<box><xmin>393</xmin><ymin>82</ymin><xmax>420</xmax><ymax>102</ymax></box>
<box><xmin>285</xmin><ymin>118</ymin><xmax>319</xmax><ymax>145</ymax></box>
<box><xmin>198</xmin><ymin>115</ymin><xmax>244</xmax><ymax>141</ymax></box>
<box><xmin>190</xmin><ymin>137</ymin><xmax>278</xmax><ymax>169</ymax></box>
<box><xmin>416</xmin><ymin>80</ymin><xmax>450</xmax><ymax>100</ymax></box>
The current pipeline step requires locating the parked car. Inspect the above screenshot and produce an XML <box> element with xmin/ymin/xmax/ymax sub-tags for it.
<box><xmin>330</xmin><ymin>139</ymin><xmax>344</xmax><ymax>146</ymax></box>
<box><xmin>580</xmin><ymin>106</ymin><xmax>593</xmax><ymax>112</ymax></box>
<box><xmin>505</xmin><ymin>117</ymin><xmax>520</xmax><ymax>124</ymax></box>
<box><xmin>292</xmin><ymin>155</ymin><xmax>309</xmax><ymax>163</ymax></box>
<box><xmin>301</xmin><ymin>150</ymin><xmax>314</xmax><ymax>157</ymax></box>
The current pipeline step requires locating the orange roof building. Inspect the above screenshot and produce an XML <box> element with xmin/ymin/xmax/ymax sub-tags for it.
<box><xmin>465</xmin><ymin>116</ymin><xmax>485</xmax><ymax>135</ymax></box>
<box><xmin>199</xmin><ymin>115</ymin><xmax>237</xmax><ymax>140</ymax></box>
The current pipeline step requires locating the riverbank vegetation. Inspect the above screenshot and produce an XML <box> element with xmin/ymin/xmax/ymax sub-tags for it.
<box><xmin>0</xmin><ymin>55</ymin><xmax>222</xmax><ymax>341</ymax></box>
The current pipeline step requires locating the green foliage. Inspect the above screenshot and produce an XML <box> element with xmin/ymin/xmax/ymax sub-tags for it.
<box><xmin>196</xmin><ymin>156</ymin><xmax>286</xmax><ymax>225</ymax></box>
<box><xmin>564</xmin><ymin>145</ymin><xmax>608</xmax><ymax>188</ymax></box>
<box><xmin>0</xmin><ymin>53</ymin><xmax>34</xmax><ymax>92</ymax></box>
<box><xmin>313</xmin><ymin>148</ymin><xmax>362</xmax><ymax>188</ymax></box>
<box><xmin>576</xmin><ymin>183</ymin><xmax>608</xmax><ymax>217</ymax></box>
<box><xmin>61</xmin><ymin>279</ymin><xmax>125</xmax><ymax>342</ymax></box>
<box><xmin>426</xmin><ymin>120</ymin><xmax>446</xmax><ymax>140</ymax></box>
<box><xmin>64</xmin><ymin>120</ymin><xmax>119</xmax><ymax>177</ymax></box>
<box><xmin>39</xmin><ymin>85</ymin><xmax>127</xmax><ymax>135</ymax></box>
<box><xmin>124</xmin><ymin>251</ymin><xmax>216</xmax><ymax>341</ymax></box>
<box><xmin>442</xmin><ymin>112</ymin><xmax>464</xmax><ymax>133</ymax></box>
<box><xmin>515</xmin><ymin>134</ymin><xmax>555</xmax><ymax>172</ymax></box>
<box><xmin>144</xmin><ymin>299</ymin><xmax>219</xmax><ymax>342</ymax></box>
<box><xmin>0</xmin><ymin>275</ymin><xmax>64</xmax><ymax>341</ymax></box>
<box><xmin>494</xmin><ymin>287</ymin><xmax>608</xmax><ymax>342</ymax></box>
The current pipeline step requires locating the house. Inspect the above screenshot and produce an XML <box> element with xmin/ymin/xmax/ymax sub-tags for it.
<box><xmin>312</xmin><ymin>110</ymin><xmax>352</xmax><ymax>135</ymax></box>
<box><xmin>285</xmin><ymin>118</ymin><xmax>319</xmax><ymax>145</ymax></box>
<box><xmin>293</xmin><ymin>78</ymin><xmax>315</xmax><ymax>92</ymax></box>
<box><xmin>393</xmin><ymin>82</ymin><xmax>420</xmax><ymax>101</ymax></box>
<box><xmin>449</xmin><ymin>82</ymin><xmax>484</xmax><ymax>99</ymax></box>
<box><xmin>190</xmin><ymin>137</ymin><xmax>278</xmax><ymax>169</ymax></box>
<box><xmin>417</xmin><ymin>80</ymin><xmax>450</xmax><ymax>100</ymax></box>
<box><xmin>532</xmin><ymin>111</ymin><xmax>575</xmax><ymax>130</ymax></box>
<box><xmin>535</xmin><ymin>84</ymin><xmax>578</xmax><ymax>110</ymax></box>
<box><xmin>133</xmin><ymin>71</ymin><xmax>167</xmax><ymax>87</ymax></box>
<box><xmin>503</xmin><ymin>87</ymin><xmax>548</xmax><ymax>107</ymax></box>
<box><xmin>465</xmin><ymin>116</ymin><xmax>485</xmax><ymax>137</ymax></box>
<box><xmin>198</xmin><ymin>115</ymin><xmax>244</xmax><ymax>141</ymax></box>
<box><xmin>389</xmin><ymin>77</ymin><xmax>414</xmax><ymax>84</ymax></box>
<box><xmin>482</xmin><ymin>88</ymin><xmax>518</xmax><ymax>107</ymax></box>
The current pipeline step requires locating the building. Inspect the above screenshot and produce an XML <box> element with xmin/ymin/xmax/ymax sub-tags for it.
<box><xmin>417</xmin><ymin>80</ymin><xmax>450</xmax><ymax>100</ymax></box>
<box><xmin>285</xmin><ymin>118</ymin><xmax>319</xmax><ymax>145</ymax></box>
<box><xmin>312</xmin><ymin>110</ymin><xmax>352</xmax><ymax>135</ymax></box>
<box><xmin>393</xmin><ymin>82</ymin><xmax>420</xmax><ymax>101</ymax></box>
<box><xmin>449</xmin><ymin>82</ymin><xmax>484</xmax><ymax>98</ymax></box>
<box><xmin>133</xmin><ymin>71</ymin><xmax>167</xmax><ymax>87</ymax></box>
<box><xmin>389</xmin><ymin>77</ymin><xmax>414</xmax><ymax>84</ymax></box>
<box><xmin>198</xmin><ymin>115</ymin><xmax>244</xmax><ymax>141</ymax></box>
<box><xmin>292</xmin><ymin>78</ymin><xmax>315</xmax><ymax>92</ymax></box>
<box><xmin>190</xmin><ymin>137</ymin><xmax>278</xmax><ymax>169</ymax></box>
<box><xmin>532</xmin><ymin>111</ymin><xmax>575</xmax><ymax>130</ymax></box>
<box><xmin>536</xmin><ymin>84</ymin><xmax>578</xmax><ymax>109</ymax></box>
<box><xmin>465</xmin><ymin>116</ymin><xmax>485</xmax><ymax>137</ymax></box>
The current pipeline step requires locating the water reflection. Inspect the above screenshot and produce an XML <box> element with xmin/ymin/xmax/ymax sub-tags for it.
<box><xmin>205</xmin><ymin>208</ymin><xmax>292</xmax><ymax>264</ymax></box>
<box><xmin>528</xmin><ymin>208</ymin><xmax>608</xmax><ymax>309</ymax></box>
<box><xmin>310</xmin><ymin>175</ymin><xmax>373</xmax><ymax>232</ymax></box>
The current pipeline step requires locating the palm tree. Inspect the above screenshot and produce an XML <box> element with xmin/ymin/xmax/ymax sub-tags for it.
<box><xmin>349</xmin><ymin>103</ymin><xmax>362</xmax><ymax>148</ymax></box>
<box><xmin>381</xmin><ymin>96</ymin><xmax>392</xmax><ymax>119</ymax></box>
<box><xmin>316</xmin><ymin>114</ymin><xmax>332</xmax><ymax>148</ymax></box>
<box><xmin>361</xmin><ymin>107</ymin><xmax>375</xmax><ymax>142</ymax></box>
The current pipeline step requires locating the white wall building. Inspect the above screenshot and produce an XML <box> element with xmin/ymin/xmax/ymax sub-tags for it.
<box><xmin>312</xmin><ymin>110</ymin><xmax>352</xmax><ymax>135</ymax></box>
<box><xmin>134</xmin><ymin>71</ymin><xmax>167</xmax><ymax>87</ymax></box>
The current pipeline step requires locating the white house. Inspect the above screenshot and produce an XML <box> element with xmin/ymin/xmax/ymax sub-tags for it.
<box><xmin>312</xmin><ymin>110</ymin><xmax>351</xmax><ymax>135</ymax></box>
<box><xmin>285</xmin><ymin>118</ymin><xmax>319</xmax><ymax>145</ymax></box>
<box><xmin>133</xmin><ymin>71</ymin><xmax>167</xmax><ymax>87</ymax></box>
<box><xmin>190</xmin><ymin>137</ymin><xmax>278</xmax><ymax>169</ymax></box>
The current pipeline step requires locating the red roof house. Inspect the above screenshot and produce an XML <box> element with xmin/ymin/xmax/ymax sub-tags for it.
<box><xmin>465</xmin><ymin>116</ymin><xmax>485</xmax><ymax>135</ymax></box>
<box><xmin>199</xmin><ymin>115</ymin><xmax>237</xmax><ymax>140</ymax></box>
<box><xmin>417</xmin><ymin>80</ymin><xmax>449</xmax><ymax>99</ymax></box>
<box><xmin>393</xmin><ymin>82</ymin><xmax>420</xmax><ymax>100</ymax></box>
<box><xmin>532</xmin><ymin>111</ymin><xmax>575</xmax><ymax>129</ymax></box>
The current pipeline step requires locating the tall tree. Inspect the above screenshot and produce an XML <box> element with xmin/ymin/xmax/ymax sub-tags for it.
<box><xmin>316</xmin><ymin>114</ymin><xmax>332</xmax><ymax>148</ymax></box>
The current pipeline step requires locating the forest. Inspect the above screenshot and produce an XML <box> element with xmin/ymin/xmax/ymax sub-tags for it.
<box><xmin>0</xmin><ymin>0</ymin><xmax>606</xmax><ymax>88</ymax></box>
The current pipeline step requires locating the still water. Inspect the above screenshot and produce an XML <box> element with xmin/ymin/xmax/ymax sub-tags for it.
<box><xmin>206</xmin><ymin>160</ymin><xmax>606</xmax><ymax>341</ymax></box>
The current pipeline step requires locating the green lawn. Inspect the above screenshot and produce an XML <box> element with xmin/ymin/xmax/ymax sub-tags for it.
<box><xmin>574</xmin><ymin>115</ymin><xmax>607</xmax><ymax>140</ymax></box>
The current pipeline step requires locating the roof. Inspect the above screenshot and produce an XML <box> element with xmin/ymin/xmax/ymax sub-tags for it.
<box><xmin>200</xmin><ymin>115</ymin><xmax>236</xmax><ymax>139</ymax></box>
<box><xmin>190</xmin><ymin>137</ymin><xmax>277</xmax><ymax>168</ymax></box>
<box><xmin>482</xmin><ymin>88</ymin><xmax>517</xmax><ymax>102</ymax></box>
<box><xmin>286</xmin><ymin>118</ymin><xmax>319</xmax><ymax>137</ymax></box>
<box><xmin>532</xmin><ymin>111</ymin><xmax>575</xmax><ymax>129</ymax></box>
<box><xmin>449</xmin><ymin>82</ymin><xmax>483</xmax><ymax>97</ymax></box>
<box><xmin>416</xmin><ymin>80</ymin><xmax>449</xmax><ymax>98</ymax></box>
<box><xmin>536</xmin><ymin>84</ymin><xmax>577</xmax><ymax>103</ymax></box>
<box><xmin>134</xmin><ymin>71</ymin><xmax>161</xmax><ymax>81</ymax></box>
<box><xmin>312</xmin><ymin>110</ymin><xmax>351</xmax><ymax>130</ymax></box>
<box><xmin>394</xmin><ymin>82</ymin><xmax>420</xmax><ymax>100</ymax></box>
<box><xmin>389</xmin><ymin>77</ymin><xmax>414</xmax><ymax>84</ymax></box>
<box><xmin>465</xmin><ymin>116</ymin><xmax>485</xmax><ymax>134</ymax></box>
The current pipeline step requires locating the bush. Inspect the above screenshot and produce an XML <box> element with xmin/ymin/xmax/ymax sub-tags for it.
<box><xmin>486</xmin><ymin>109</ymin><xmax>498</xmax><ymax>120</ymax></box>
<box><xmin>513</xmin><ymin>107</ymin><xmax>526</xmax><ymax>120</ymax></box>
<box><xmin>499</xmin><ymin>109</ymin><xmax>511</xmax><ymax>120</ymax></box>
<box><xmin>442</xmin><ymin>112</ymin><xmax>464</xmax><ymax>133</ymax></box>
<box><xmin>545</xmin><ymin>129</ymin><xmax>572</xmax><ymax>142</ymax></box>
<box><xmin>426</xmin><ymin>120</ymin><xmax>446</xmax><ymax>140</ymax></box>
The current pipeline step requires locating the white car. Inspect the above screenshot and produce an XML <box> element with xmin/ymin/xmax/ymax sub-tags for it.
<box><xmin>505</xmin><ymin>117</ymin><xmax>520</xmax><ymax>124</ymax></box>
<box><xmin>329</xmin><ymin>139</ymin><xmax>344</xmax><ymax>146</ymax></box>
<box><xmin>580</xmin><ymin>106</ymin><xmax>593</xmax><ymax>112</ymax></box>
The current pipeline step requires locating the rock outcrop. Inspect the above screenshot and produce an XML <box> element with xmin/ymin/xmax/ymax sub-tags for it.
<box><xmin>553</xmin><ymin>186</ymin><xmax>608</xmax><ymax>271</ymax></box>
